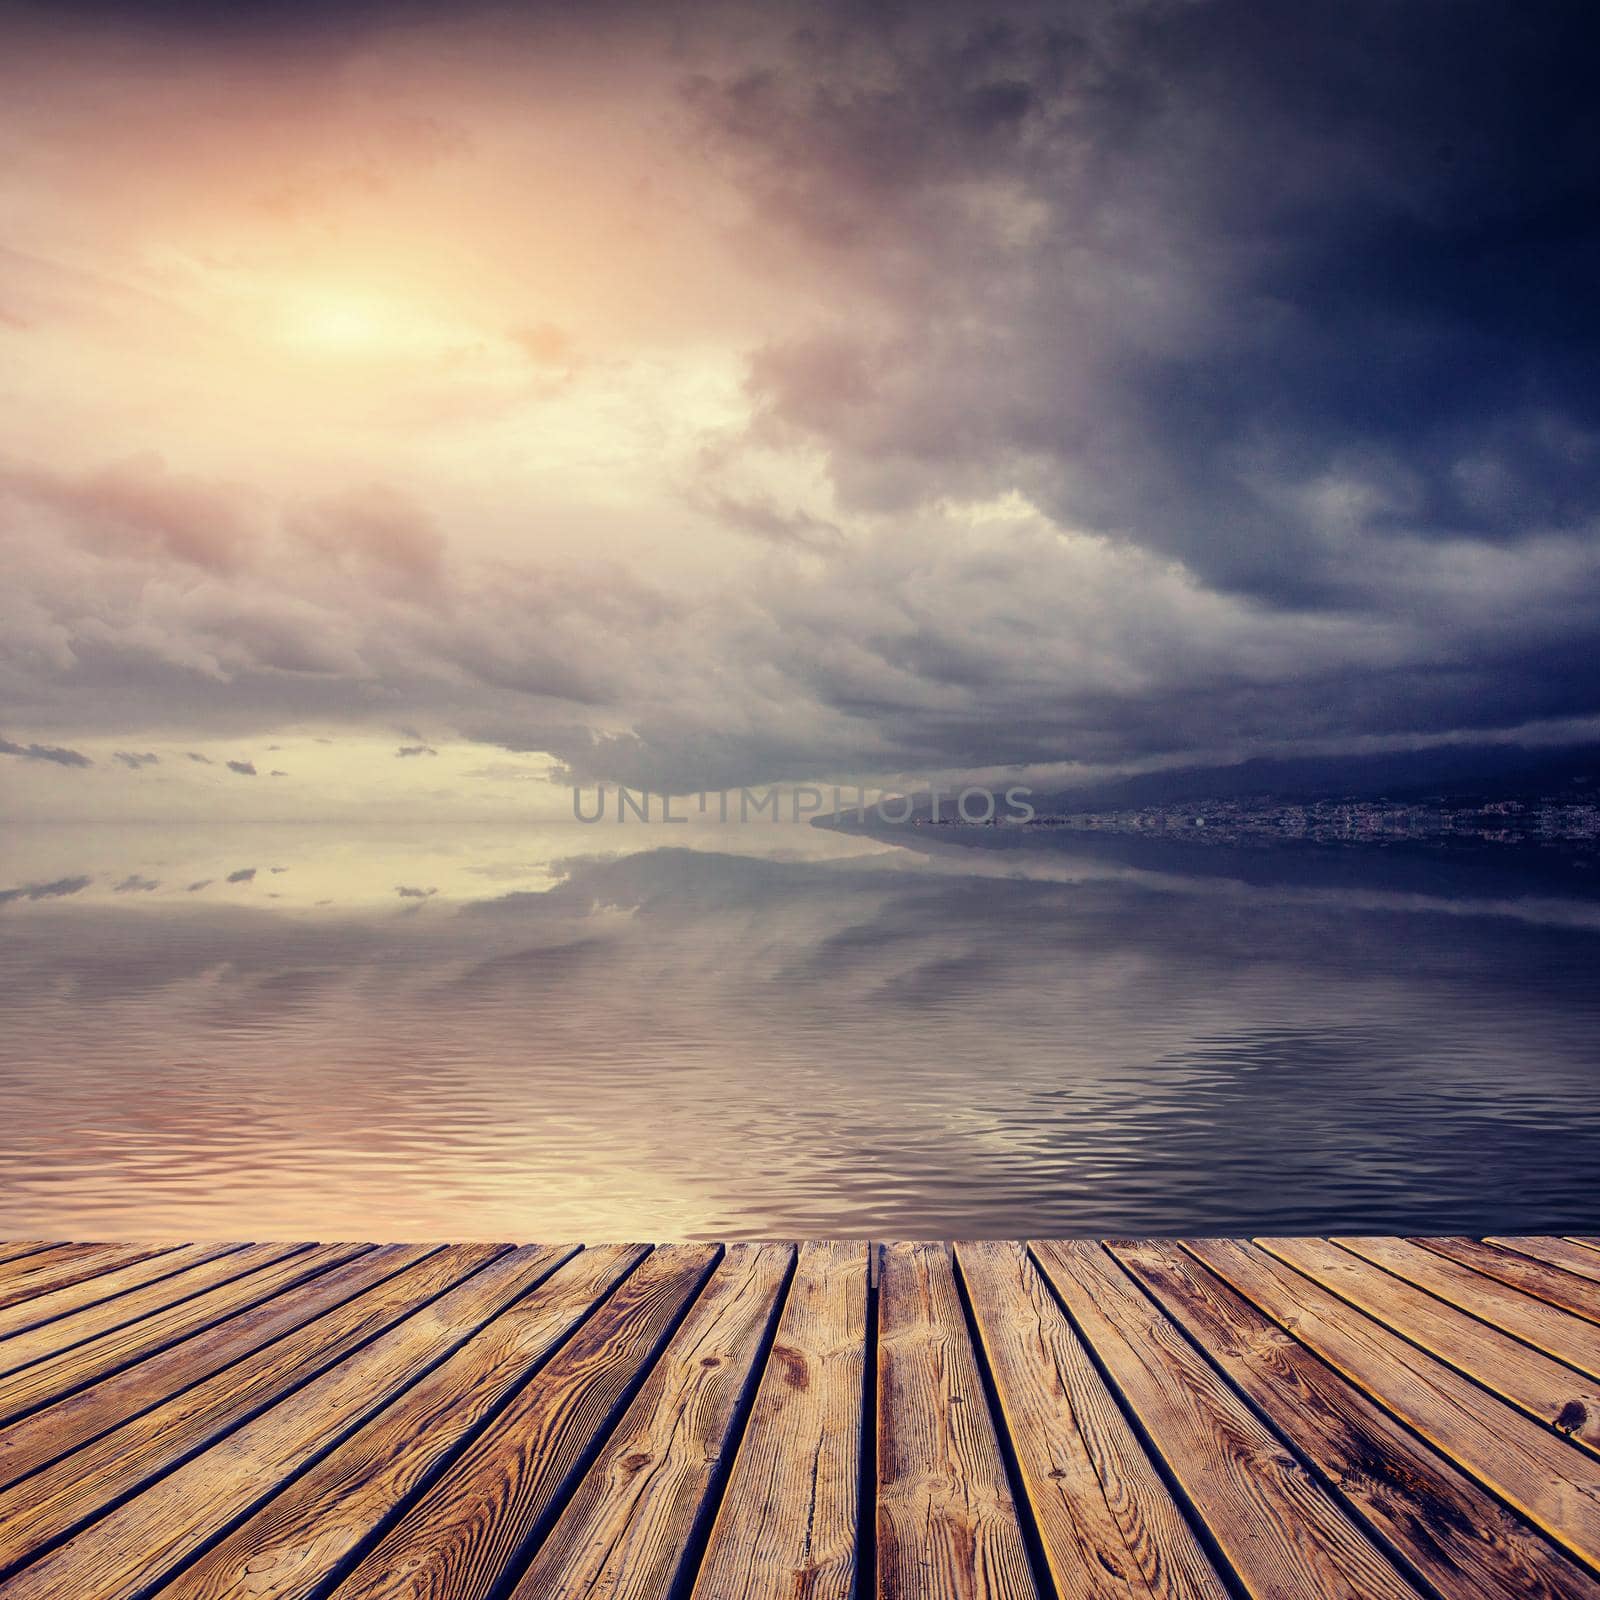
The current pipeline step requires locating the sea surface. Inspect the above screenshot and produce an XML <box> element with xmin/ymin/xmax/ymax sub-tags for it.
<box><xmin>2</xmin><ymin>819</ymin><xmax>1598</xmax><ymax>1241</ymax></box>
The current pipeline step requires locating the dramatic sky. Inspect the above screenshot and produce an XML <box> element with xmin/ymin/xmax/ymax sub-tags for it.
<box><xmin>3</xmin><ymin>0</ymin><xmax>1599</xmax><ymax>818</ymax></box>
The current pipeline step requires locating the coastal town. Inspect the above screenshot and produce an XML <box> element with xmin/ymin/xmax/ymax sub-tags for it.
<box><xmin>1017</xmin><ymin>794</ymin><xmax>1600</xmax><ymax>848</ymax></box>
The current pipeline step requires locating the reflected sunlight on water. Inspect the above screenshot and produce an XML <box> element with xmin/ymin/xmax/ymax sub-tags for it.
<box><xmin>2</xmin><ymin>822</ymin><xmax>1598</xmax><ymax>1240</ymax></box>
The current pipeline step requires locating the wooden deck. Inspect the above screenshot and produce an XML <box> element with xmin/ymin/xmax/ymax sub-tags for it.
<box><xmin>0</xmin><ymin>1238</ymin><xmax>1596</xmax><ymax>1597</ymax></box>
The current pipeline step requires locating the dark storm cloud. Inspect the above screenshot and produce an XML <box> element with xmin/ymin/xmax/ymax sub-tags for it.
<box><xmin>510</xmin><ymin>0</ymin><xmax>1595</xmax><ymax>781</ymax></box>
<box><xmin>4</xmin><ymin>0</ymin><xmax>1600</xmax><ymax>791</ymax></box>
<box><xmin>226</xmin><ymin>867</ymin><xmax>257</xmax><ymax>883</ymax></box>
<box><xmin>697</xmin><ymin>1</ymin><xmax>1600</xmax><ymax>597</ymax></box>
<box><xmin>226</xmin><ymin>759</ymin><xmax>257</xmax><ymax>776</ymax></box>
<box><xmin>1</xmin><ymin>736</ymin><xmax>92</xmax><ymax>767</ymax></box>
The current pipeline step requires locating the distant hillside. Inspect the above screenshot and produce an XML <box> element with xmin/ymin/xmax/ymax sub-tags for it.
<box><xmin>865</xmin><ymin>742</ymin><xmax>1600</xmax><ymax>823</ymax></box>
<box><xmin>1026</xmin><ymin>741</ymin><xmax>1600</xmax><ymax>814</ymax></box>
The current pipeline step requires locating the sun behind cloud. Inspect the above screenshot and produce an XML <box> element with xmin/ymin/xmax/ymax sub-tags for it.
<box><xmin>275</xmin><ymin>286</ymin><xmax>440</xmax><ymax>357</ymax></box>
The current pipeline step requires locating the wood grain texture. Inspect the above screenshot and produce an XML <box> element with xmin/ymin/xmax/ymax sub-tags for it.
<box><xmin>1335</xmin><ymin>1235</ymin><xmax>1600</xmax><ymax>1376</ymax></box>
<box><xmin>1186</xmin><ymin>1237</ymin><xmax>1600</xmax><ymax>1571</ymax></box>
<box><xmin>0</xmin><ymin>1235</ymin><xmax>1591</xmax><ymax>1600</ymax></box>
<box><xmin>0</xmin><ymin>1244</ymin><xmax>241</xmax><ymax>1346</ymax></box>
<box><xmin>957</xmin><ymin>1240</ymin><xmax>1227</xmax><ymax>1600</ymax></box>
<box><xmin>1261</xmin><ymin>1236</ymin><xmax>1600</xmax><ymax>1451</ymax></box>
<box><xmin>0</xmin><ymin>1242</ymin><xmax>306</xmax><ymax>1381</ymax></box>
<box><xmin>514</xmin><ymin>1243</ymin><xmax>793</xmax><ymax>1600</ymax></box>
<box><xmin>0</xmin><ymin>1242</ymin><xmax>337</xmax><ymax>1429</ymax></box>
<box><xmin>0</xmin><ymin>1246</ymin><xmax>54</xmax><ymax>1272</ymax></box>
<box><xmin>691</xmin><ymin>1240</ymin><xmax>867</xmax><ymax>1600</ymax></box>
<box><xmin>1488</xmin><ymin>1237</ymin><xmax>1600</xmax><ymax>1287</ymax></box>
<box><xmin>1113</xmin><ymin>1240</ymin><xmax>1600</xmax><ymax>1600</ymax></box>
<box><xmin>0</xmin><ymin>1243</ymin><xmax>375</xmax><ymax>1483</ymax></box>
<box><xmin>329</xmin><ymin>1243</ymin><xmax>718</xmax><ymax>1600</ymax></box>
<box><xmin>1032</xmin><ymin>1240</ymin><xmax>1422</xmax><ymax>1600</ymax></box>
<box><xmin>163</xmin><ymin>1244</ymin><xmax>633</xmax><ymax>1600</ymax></box>
<box><xmin>876</xmin><ymin>1241</ymin><xmax>1037</xmax><ymax>1600</ymax></box>
<box><xmin>0</xmin><ymin>1248</ymin><xmax>76</xmax><ymax>1292</ymax></box>
<box><xmin>0</xmin><ymin>1246</ymin><xmax>567</xmax><ymax>1600</ymax></box>
<box><xmin>1417</xmin><ymin>1237</ymin><xmax>1600</xmax><ymax>1325</ymax></box>
<box><xmin>0</xmin><ymin>1246</ymin><xmax>173</xmax><ymax>1312</ymax></box>
<box><xmin>0</xmin><ymin>1244</ymin><xmax>454</xmax><ymax>1568</ymax></box>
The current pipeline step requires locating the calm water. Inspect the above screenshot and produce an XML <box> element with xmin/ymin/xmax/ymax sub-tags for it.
<box><xmin>2</xmin><ymin>820</ymin><xmax>1598</xmax><ymax>1241</ymax></box>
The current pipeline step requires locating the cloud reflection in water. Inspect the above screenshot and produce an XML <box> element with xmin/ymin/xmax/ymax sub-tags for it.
<box><xmin>2</xmin><ymin>823</ymin><xmax>1598</xmax><ymax>1241</ymax></box>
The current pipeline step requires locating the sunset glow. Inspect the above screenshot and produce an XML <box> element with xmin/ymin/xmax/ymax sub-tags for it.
<box><xmin>276</xmin><ymin>289</ymin><xmax>418</xmax><ymax>354</ymax></box>
<box><xmin>2</xmin><ymin>0</ymin><xmax>1598</xmax><ymax>815</ymax></box>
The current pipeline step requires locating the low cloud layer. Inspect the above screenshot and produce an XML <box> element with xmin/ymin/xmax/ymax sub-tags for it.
<box><xmin>2</xmin><ymin>736</ymin><xmax>92</xmax><ymax>768</ymax></box>
<box><xmin>0</xmin><ymin>874</ymin><xmax>92</xmax><ymax>907</ymax></box>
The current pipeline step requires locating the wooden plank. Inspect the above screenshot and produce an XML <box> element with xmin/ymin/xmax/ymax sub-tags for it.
<box><xmin>0</xmin><ymin>1242</ymin><xmax>305</xmax><ymax>1379</ymax></box>
<box><xmin>513</xmin><ymin>1243</ymin><xmax>793</xmax><ymax>1600</ymax></box>
<box><xmin>1336</xmin><ymin>1235</ymin><xmax>1600</xmax><ymax>1377</ymax></box>
<box><xmin>1261</xmin><ymin>1237</ymin><xmax>1600</xmax><ymax>1451</ymax></box>
<box><xmin>0</xmin><ymin>1246</ymin><xmax>76</xmax><ymax>1290</ymax></box>
<box><xmin>0</xmin><ymin>1241</ymin><xmax>438</xmax><ymax>1516</ymax></box>
<box><xmin>691</xmin><ymin>1240</ymin><xmax>866</xmax><ymax>1600</ymax></box>
<box><xmin>1114</xmin><ymin>1239</ymin><xmax>1600</xmax><ymax>1600</ymax></box>
<box><xmin>0</xmin><ymin>1246</ymin><xmax>57</xmax><ymax>1271</ymax></box>
<box><xmin>0</xmin><ymin>1245</ymin><xmax>174</xmax><ymax>1312</ymax></box>
<box><xmin>1031</xmin><ymin>1240</ymin><xmax>1422</xmax><ymax>1600</ymax></box>
<box><xmin>1489</xmin><ymin>1237</ymin><xmax>1600</xmax><ymax>1288</ymax></box>
<box><xmin>162</xmin><ymin>1244</ymin><xmax>639</xmax><ymax>1600</ymax></box>
<box><xmin>0</xmin><ymin>1242</ymin><xmax>353</xmax><ymax>1439</ymax></box>
<box><xmin>0</xmin><ymin>1243</ymin><xmax>244</xmax><ymax>1346</ymax></box>
<box><xmin>876</xmin><ymin>1241</ymin><xmax>1036</xmax><ymax>1600</ymax></box>
<box><xmin>0</xmin><ymin>1245</ymin><xmax>573</xmax><ymax>1600</ymax></box>
<box><xmin>0</xmin><ymin>1232</ymin><xmax>1594</xmax><ymax>1600</ymax></box>
<box><xmin>1418</xmin><ymin>1238</ymin><xmax>1600</xmax><ymax>1326</ymax></box>
<box><xmin>331</xmin><ymin>1243</ymin><xmax>718</xmax><ymax>1600</ymax></box>
<box><xmin>0</xmin><ymin>1235</ymin><xmax>307</xmax><ymax>1388</ymax></box>
<box><xmin>0</xmin><ymin>1241</ymin><xmax>310</xmax><ymax>1382</ymax></box>
<box><xmin>0</xmin><ymin>1241</ymin><xmax>486</xmax><ymax>1568</ymax></box>
<box><xmin>957</xmin><ymin>1241</ymin><xmax>1226</xmax><ymax>1600</ymax></box>
<box><xmin>1186</xmin><ymin>1237</ymin><xmax>1600</xmax><ymax>1571</ymax></box>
